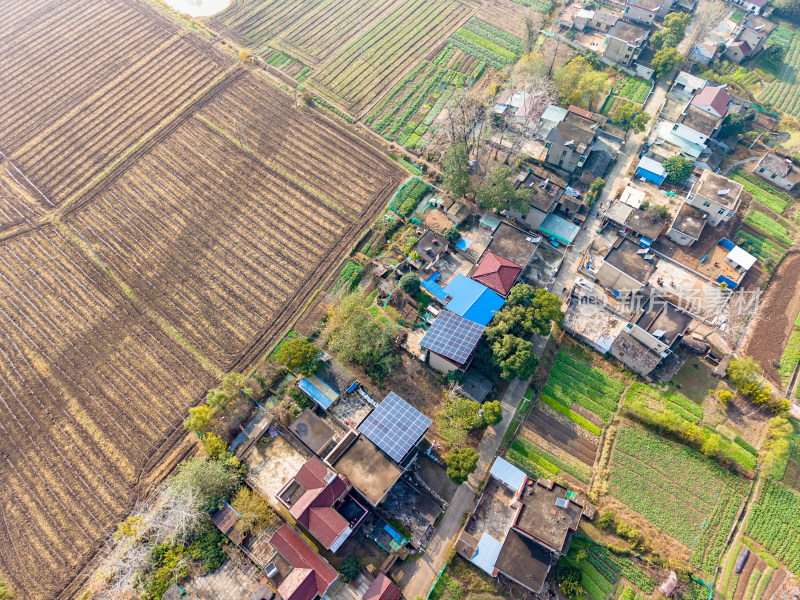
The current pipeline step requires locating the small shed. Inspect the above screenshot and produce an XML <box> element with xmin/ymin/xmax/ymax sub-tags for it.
<box><xmin>635</xmin><ymin>156</ymin><xmax>667</xmax><ymax>185</ymax></box>
<box><xmin>297</xmin><ymin>374</ymin><xmax>339</xmax><ymax>410</ymax></box>
<box><xmin>540</xmin><ymin>213</ymin><xmax>580</xmax><ymax>245</ymax></box>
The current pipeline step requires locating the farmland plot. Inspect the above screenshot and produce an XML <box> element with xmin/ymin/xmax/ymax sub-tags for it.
<box><xmin>308</xmin><ymin>0</ymin><xmax>473</xmax><ymax>116</ymax></box>
<box><xmin>0</xmin><ymin>226</ymin><xmax>215</xmax><ymax>600</ymax></box>
<box><xmin>745</xmin><ymin>480</ymin><xmax>800</xmax><ymax>575</ymax></box>
<box><xmin>609</xmin><ymin>425</ymin><xmax>748</xmax><ymax>573</ymax></box>
<box><xmin>0</xmin><ymin>0</ymin><xmax>225</xmax><ymax>204</ymax></box>
<box><xmin>0</xmin><ymin>70</ymin><xmax>403</xmax><ymax>600</ymax></box>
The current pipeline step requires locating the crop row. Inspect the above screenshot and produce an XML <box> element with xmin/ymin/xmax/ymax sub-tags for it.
<box><xmin>582</xmin><ymin>561</ymin><xmax>614</xmax><ymax>598</ymax></box>
<box><xmin>744</xmin><ymin>210</ymin><xmax>793</xmax><ymax>245</ymax></box>
<box><xmin>555</xmin><ymin>352</ymin><xmax>627</xmax><ymax>393</ymax></box>
<box><xmin>778</xmin><ymin>329</ymin><xmax>800</xmax><ymax>387</ymax></box>
<box><xmin>507</xmin><ymin>448</ymin><xmax>557</xmax><ymax>479</ymax></box>
<box><xmin>509</xmin><ymin>0</ymin><xmax>554</xmax><ymax>13</ymax></box>
<box><xmin>613</xmin><ymin>76</ymin><xmax>651</xmax><ymax>103</ymax></box>
<box><xmin>539</xmin><ymin>393</ymin><xmax>602</xmax><ymax>435</ymax></box>
<box><xmin>735</xmin><ymin>230</ymin><xmax>787</xmax><ymax>265</ymax></box>
<box><xmin>549</xmin><ymin>365</ymin><xmax>621</xmax><ymax>409</ymax></box>
<box><xmin>460</xmin><ymin>18</ymin><xmax>524</xmax><ymax>55</ymax></box>
<box><xmin>758</xmin><ymin>32</ymin><xmax>800</xmax><ymax>117</ymax></box>
<box><xmin>511</xmin><ymin>436</ymin><xmax>592</xmax><ymax>482</ymax></box>
<box><xmin>449</xmin><ymin>32</ymin><xmax>516</xmax><ymax>70</ymax></box>
<box><xmin>552</xmin><ymin>358</ymin><xmax>625</xmax><ymax>404</ymax></box>
<box><xmin>390</xmin><ymin>177</ymin><xmax>431</xmax><ymax>216</ymax></box>
<box><xmin>690</xmin><ymin>486</ymin><xmax>742</xmax><ymax>574</ymax></box>
<box><xmin>731</xmin><ymin>170</ymin><xmax>793</xmax><ymax>215</ymax></box>
<box><xmin>610</xmin><ymin>425</ymin><xmax>747</xmax><ymax>546</ymax></box>
<box><xmin>744</xmin><ymin>480</ymin><xmax>800</xmax><ymax>574</ymax></box>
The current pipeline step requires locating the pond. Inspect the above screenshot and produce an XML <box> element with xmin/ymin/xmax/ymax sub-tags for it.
<box><xmin>161</xmin><ymin>0</ymin><xmax>230</xmax><ymax>17</ymax></box>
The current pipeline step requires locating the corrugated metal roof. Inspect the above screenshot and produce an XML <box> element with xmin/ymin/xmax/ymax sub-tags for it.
<box><xmin>636</xmin><ymin>156</ymin><xmax>667</xmax><ymax>177</ymax></box>
<box><xmin>421</xmin><ymin>276</ymin><xmax>448</xmax><ymax>302</ymax></box>
<box><xmin>470</xmin><ymin>532</ymin><xmax>504</xmax><ymax>576</ymax></box>
<box><xmin>490</xmin><ymin>456</ymin><xmax>527</xmax><ymax>491</ymax></box>
<box><xmin>443</xmin><ymin>274</ymin><xmax>505</xmax><ymax>326</ymax></box>
<box><xmin>297</xmin><ymin>376</ymin><xmax>338</xmax><ymax>410</ymax></box>
<box><xmin>540</xmin><ymin>213</ymin><xmax>580</xmax><ymax>245</ymax></box>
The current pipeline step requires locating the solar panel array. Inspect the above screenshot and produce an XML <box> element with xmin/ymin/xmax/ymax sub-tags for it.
<box><xmin>359</xmin><ymin>392</ymin><xmax>432</xmax><ymax>463</ymax></box>
<box><xmin>420</xmin><ymin>310</ymin><xmax>486</xmax><ymax>364</ymax></box>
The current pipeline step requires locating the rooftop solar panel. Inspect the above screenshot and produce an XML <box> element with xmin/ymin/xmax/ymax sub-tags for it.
<box><xmin>359</xmin><ymin>392</ymin><xmax>432</xmax><ymax>463</ymax></box>
<box><xmin>419</xmin><ymin>310</ymin><xmax>485</xmax><ymax>365</ymax></box>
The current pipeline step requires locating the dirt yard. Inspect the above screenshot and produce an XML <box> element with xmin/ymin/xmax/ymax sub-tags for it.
<box><xmin>739</xmin><ymin>252</ymin><xmax>800</xmax><ymax>388</ymax></box>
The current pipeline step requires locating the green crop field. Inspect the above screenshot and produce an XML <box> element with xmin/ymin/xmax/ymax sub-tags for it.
<box><xmin>609</xmin><ymin>425</ymin><xmax>748</xmax><ymax>572</ymax></box>
<box><xmin>542</xmin><ymin>350</ymin><xmax>627</xmax><ymax>425</ymax></box>
<box><xmin>731</xmin><ymin>170</ymin><xmax>794</xmax><ymax>215</ymax></box>
<box><xmin>308</xmin><ymin>0</ymin><xmax>473</xmax><ymax>116</ymax></box>
<box><xmin>745</xmin><ymin>480</ymin><xmax>800</xmax><ymax>575</ymax></box>
<box><xmin>744</xmin><ymin>210</ymin><xmax>794</xmax><ymax>246</ymax></box>
<box><xmin>758</xmin><ymin>26</ymin><xmax>800</xmax><ymax>117</ymax></box>
<box><xmin>613</xmin><ymin>76</ymin><xmax>651</xmax><ymax>103</ymax></box>
<box><xmin>735</xmin><ymin>230</ymin><xmax>787</xmax><ymax>271</ymax></box>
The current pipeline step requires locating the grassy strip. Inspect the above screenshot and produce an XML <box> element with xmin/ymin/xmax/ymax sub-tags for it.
<box><xmin>510</xmin><ymin>441</ymin><xmax>560</xmax><ymax>474</ymax></box>
<box><xmin>582</xmin><ymin>561</ymin><xmax>614</xmax><ymax>594</ymax></box>
<box><xmin>753</xmin><ymin>568</ymin><xmax>774</xmax><ymax>600</ymax></box>
<box><xmin>778</xmin><ymin>329</ymin><xmax>800</xmax><ymax>387</ymax></box>
<box><xmin>581</xmin><ymin>571</ymin><xmax>608</xmax><ymax>600</ymax></box>
<box><xmin>718</xmin><ymin>539</ymin><xmax>742</xmax><ymax>596</ymax></box>
<box><xmin>507</xmin><ymin>447</ymin><xmax>558</xmax><ymax>479</ymax></box>
<box><xmin>743</xmin><ymin>570</ymin><xmax>762</xmax><ymax>600</ymax></box>
<box><xmin>540</xmin><ymin>393</ymin><xmax>602</xmax><ymax>435</ymax></box>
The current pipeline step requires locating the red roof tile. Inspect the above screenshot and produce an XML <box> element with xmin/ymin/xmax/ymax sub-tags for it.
<box><xmin>271</xmin><ymin>525</ymin><xmax>338</xmax><ymax>600</ymax></box>
<box><xmin>692</xmin><ymin>86</ymin><xmax>731</xmax><ymax>117</ymax></box>
<box><xmin>471</xmin><ymin>252</ymin><xmax>522</xmax><ymax>296</ymax></box>
<box><xmin>364</xmin><ymin>574</ymin><xmax>402</xmax><ymax>600</ymax></box>
<box><xmin>286</xmin><ymin>458</ymin><xmax>349</xmax><ymax>549</ymax></box>
<box><xmin>567</xmin><ymin>105</ymin><xmax>594</xmax><ymax>121</ymax></box>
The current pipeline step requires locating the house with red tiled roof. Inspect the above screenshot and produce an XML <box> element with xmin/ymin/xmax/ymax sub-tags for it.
<box><xmin>277</xmin><ymin>458</ymin><xmax>366</xmax><ymax>552</ymax></box>
<box><xmin>364</xmin><ymin>573</ymin><xmax>402</xmax><ymax>600</ymax></box>
<box><xmin>471</xmin><ymin>252</ymin><xmax>522</xmax><ymax>297</ymax></box>
<box><xmin>268</xmin><ymin>525</ymin><xmax>338</xmax><ymax>600</ymax></box>
<box><xmin>691</xmin><ymin>86</ymin><xmax>731</xmax><ymax>119</ymax></box>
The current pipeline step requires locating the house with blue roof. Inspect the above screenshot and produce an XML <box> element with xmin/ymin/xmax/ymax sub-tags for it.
<box><xmin>635</xmin><ymin>156</ymin><xmax>667</xmax><ymax>185</ymax></box>
<box><xmin>443</xmin><ymin>274</ymin><xmax>505</xmax><ymax>327</ymax></box>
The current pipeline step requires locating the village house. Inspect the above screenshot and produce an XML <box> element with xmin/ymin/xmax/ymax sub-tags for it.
<box><xmin>591</xmin><ymin>7</ymin><xmax>620</xmax><ymax>31</ymax></box>
<box><xmin>734</xmin><ymin>15</ymin><xmax>777</xmax><ymax>59</ymax></box>
<box><xmin>671</xmin><ymin>71</ymin><xmax>707</xmax><ymax>97</ymax></box>
<box><xmin>413</xmin><ymin>229</ymin><xmax>449</xmax><ymax>270</ymax></box>
<box><xmin>267</xmin><ymin>524</ymin><xmax>339</xmax><ymax>600</ymax></box>
<box><xmin>695</xmin><ymin>238</ymin><xmax>757</xmax><ymax>289</ymax></box>
<box><xmin>690</xmin><ymin>86</ymin><xmax>731</xmax><ymax>118</ymax></box>
<box><xmin>456</xmin><ymin>458</ymin><xmax>587</xmax><ymax>595</ymax></box>
<box><xmin>732</xmin><ymin>0</ymin><xmax>768</xmax><ymax>15</ymax></box>
<box><xmin>685</xmin><ymin>170</ymin><xmax>743</xmax><ymax>226</ymax></box>
<box><xmin>666</xmin><ymin>203</ymin><xmax>708</xmax><ymax>246</ymax></box>
<box><xmin>754</xmin><ymin>153</ymin><xmax>800</xmax><ymax>190</ymax></box>
<box><xmin>419</xmin><ymin>309</ymin><xmax>486</xmax><ymax>373</ymax></box>
<box><xmin>604</xmin><ymin>21</ymin><xmax>649</xmax><ymax>68</ymax></box>
<box><xmin>544</xmin><ymin>111</ymin><xmax>599</xmax><ymax>174</ymax></box>
<box><xmin>624</xmin><ymin>0</ymin><xmax>673</xmax><ymax>24</ymax></box>
<box><xmin>508</xmin><ymin>169</ymin><xmax>565</xmax><ymax>230</ymax></box>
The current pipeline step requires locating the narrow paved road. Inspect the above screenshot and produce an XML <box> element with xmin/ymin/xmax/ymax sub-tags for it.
<box><xmin>397</xmin><ymin>376</ymin><xmax>530</xmax><ymax>600</ymax></box>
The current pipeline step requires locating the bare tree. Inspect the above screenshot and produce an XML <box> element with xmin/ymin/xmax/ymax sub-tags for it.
<box><xmin>685</xmin><ymin>0</ymin><xmax>729</xmax><ymax>65</ymax></box>
<box><xmin>92</xmin><ymin>541</ymin><xmax>151</xmax><ymax>600</ymax></box>
<box><xmin>147</xmin><ymin>484</ymin><xmax>206</xmax><ymax>546</ymax></box>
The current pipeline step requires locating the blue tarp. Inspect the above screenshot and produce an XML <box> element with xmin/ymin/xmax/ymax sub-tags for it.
<box><xmin>717</xmin><ymin>274</ymin><xmax>739</xmax><ymax>289</ymax></box>
<box><xmin>455</xmin><ymin>237</ymin><xmax>473</xmax><ymax>250</ymax></box>
<box><xmin>719</xmin><ymin>237</ymin><xmax>735</xmax><ymax>250</ymax></box>
<box><xmin>540</xmin><ymin>213</ymin><xmax>580</xmax><ymax>245</ymax></box>
<box><xmin>297</xmin><ymin>376</ymin><xmax>338</xmax><ymax>409</ymax></box>
<box><xmin>443</xmin><ymin>274</ymin><xmax>505</xmax><ymax>326</ymax></box>
<box><xmin>421</xmin><ymin>275</ymin><xmax>448</xmax><ymax>302</ymax></box>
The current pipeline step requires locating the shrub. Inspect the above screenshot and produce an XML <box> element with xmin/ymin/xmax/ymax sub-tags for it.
<box><xmin>274</xmin><ymin>337</ymin><xmax>321</xmax><ymax>376</ymax></box>
<box><xmin>399</xmin><ymin>272</ymin><xmax>421</xmax><ymax>294</ymax></box>
<box><xmin>443</xmin><ymin>226</ymin><xmax>461</xmax><ymax>242</ymax></box>
<box><xmin>339</xmin><ymin>555</ymin><xmax>360</xmax><ymax>581</ymax></box>
<box><xmin>718</xmin><ymin>389</ymin><xmax>733</xmax><ymax>404</ymax></box>
<box><xmin>482</xmin><ymin>400</ymin><xmax>503</xmax><ymax>425</ymax></box>
<box><xmin>447</xmin><ymin>448</ymin><xmax>479</xmax><ymax>484</ymax></box>
<box><xmin>596</xmin><ymin>510</ymin><xmax>616</xmax><ymax>531</ymax></box>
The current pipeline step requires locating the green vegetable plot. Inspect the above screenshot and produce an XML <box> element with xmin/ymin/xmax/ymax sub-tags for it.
<box><xmin>609</xmin><ymin>425</ymin><xmax>748</xmax><ymax>569</ymax></box>
<box><xmin>744</xmin><ymin>210</ymin><xmax>793</xmax><ymax>246</ymax></box>
<box><xmin>731</xmin><ymin>170</ymin><xmax>794</xmax><ymax>215</ymax></box>
<box><xmin>745</xmin><ymin>480</ymin><xmax>800</xmax><ymax>575</ymax></box>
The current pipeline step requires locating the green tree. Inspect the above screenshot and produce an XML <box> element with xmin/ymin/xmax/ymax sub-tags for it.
<box><xmin>325</xmin><ymin>293</ymin><xmax>397</xmax><ymax>379</ymax></box>
<box><xmin>719</xmin><ymin>113</ymin><xmax>746</xmax><ymax>137</ymax></box>
<box><xmin>488</xmin><ymin>286</ymin><xmax>562</xmax><ymax>342</ymax></box>
<box><xmin>762</xmin><ymin>44</ymin><xmax>787</xmax><ymax>63</ymax></box>
<box><xmin>440</xmin><ymin>395</ymin><xmax>483</xmax><ymax>431</ymax></box>
<box><xmin>717</xmin><ymin>389</ymin><xmax>733</xmax><ymax>405</ymax></box>
<box><xmin>663</xmin><ymin>155</ymin><xmax>693</xmax><ymax>183</ymax></box>
<box><xmin>446</xmin><ymin>447</ymin><xmax>479</xmax><ymax>484</ymax></box>
<box><xmin>651</xmin><ymin>47</ymin><xmax>684</xmax><ymax>78</ymax></box>
<box><xmin>506</xmin><ymin>283</ymin><xmax>536</xmax><ymax>307</ymax></box>
<box><xmin>339</xmin><ymin>555</ymin><xmax>360</xmax><ymax>581</ymax></box>
<box><xmin>650</xmin><ymin>29</ymin><xmax>679</xmax><ymax>50</ymax></box>
<box><xmin>762</xmin><ymin>416</ymin><xmax>794</xmax><ymax>479</ymax></box>
<box><xmin>230</xmin><ymin>487</ymin><xmax>277</xmax><ymax>535</ymax></box>
<box><xmin>558</xmin><ymin>564</ymin><xmax>583</xmax><ymax>599</ymax></box>
<box><xmin>662</xmin><ymin>12</ymin><xmax>691</xmax><ymax>41</ymax></box>
<box><xmin>476</xmin><ymin>166</ymin><xmax>531</xmax><ymax>214</ymax></box>
<box><xmin>771</xmin><ymin>0</ymin><xmax>800</xmax><ymax>21</ymax></box>
<box><xmin>728</xmin><ymin>356</ymin><xmax>763</xmax><ymax>388</ymax></box>
<box><xmin>170</xmin><ymin>457</ymin><xmax>242</xmax><ymax>512</ymax></box>
<box><xmin>275</xmin><ymin>337</ymin><xmax>322</xmax><ymax>376</ymax></box>
<box><xmin>442</xmin><ymin>142</ymin><xmax>471</xmax><ymax>199</ymax></box>
<box><xmin>399</xmin><ymin>272</ymin><xmax>421</xmax><ymax>294</ymax></box>
<box><xmin>184</xmin><ymin>405</ymin><xmax>214</xmax><ymax>433</ymax></box>
<box><xmin>596</xmin><ymin>509</ymin><xmax>616</xmax><ymax>531</ymax></box>
<box><xmin>206</xmin><ymin>372</ymin><xmax>253</xmax><ymax>409</ymax></box>
<box><xmin>443</xmin><ymin>226</ymin><xmax>461</xmax><ymax>243</ymax></box>
<box><xmin>0</xmin><ymin>581</ymin><xmax>15</xmax><ymax>600</ymax></box>
<box><xmin>554</xmin><ymin>57</ymin><xmax>610</xmax><ymax>110</ymax></box>
<box><xmin>482</xmin><ymin>400</ymin><xmax>503</xmax><ymax>425</ymax></box>
<box><xmin>612</xmin><ymin>103</ymin><xmax>652</xmax><ymax>139</ymax></box>
<box><xmin>491</xmin><ymin>334</ymin><xmax>539</xmax><ymax>380</ymax></box>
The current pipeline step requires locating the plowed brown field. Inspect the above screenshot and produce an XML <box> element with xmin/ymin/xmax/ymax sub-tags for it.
<box><xmin>0</xmin><ymin>2</ymin><xmax>404</xmax><ymax>598</ymax></box>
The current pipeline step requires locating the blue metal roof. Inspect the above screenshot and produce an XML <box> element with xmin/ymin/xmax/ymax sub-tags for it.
<box><xmin>421</xmin><ymin>275</ymin><xmax>448</xmax><ymax>302</ymax></box>
<box><xmin>443</xmin><ymin>274</ymin><xmax>505</xmax><ymax>326</ymax></box>
<box><xmin>455</xmin><ymin>237</ymin><xmax>473</xmax><ymax>250</ymax></box>
<box><xmin>540</xmin><ymin>213</ymin><xmax>580</xmax><ymax>245</ymax></box>
<box><xmin>471</xmin><ymin>532</ymin><xmax>504</xmax><ymax>576</ymax></box>
<box><xmin>490</xmin><ymin>456</ymin><xmax>527</xmax><ymax>491</ymax></box>
<box><xmin>636</xmin><ymin>156</ymin><xmax>667</xmax><ymax>177</ymax></box>
<box><xmin>297</xmin><ymin>376</ymin><xmax>338</xmax><ymax>409</ymax></box>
